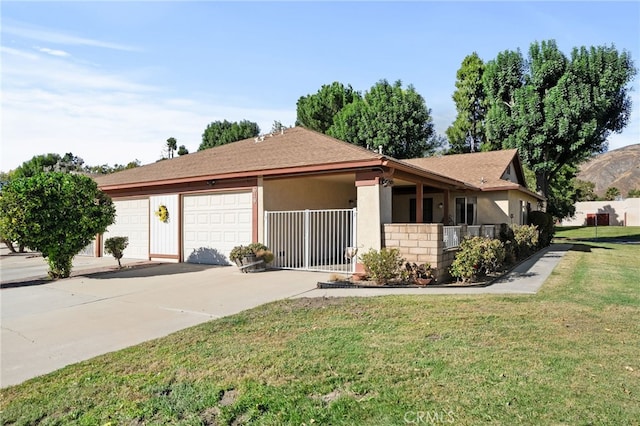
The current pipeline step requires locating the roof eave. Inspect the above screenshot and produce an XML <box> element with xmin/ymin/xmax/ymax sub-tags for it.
<box><xmin>97</xmin><ymin>158</ymin><xmax>388</xmax><ymax>191</ymax></box>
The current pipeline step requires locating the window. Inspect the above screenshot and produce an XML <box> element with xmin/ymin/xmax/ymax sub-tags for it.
<box><xmin>455</xmin><ymin>197</ymin><xmax>476</xmax><ymax>225</ymax></box>
<box><xmin>409</xmin><ymin>198</ymin><xmax>433</xmax><ymax>223</ymax></box>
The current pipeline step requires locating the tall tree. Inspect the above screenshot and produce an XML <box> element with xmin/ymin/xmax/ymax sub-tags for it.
<box><xmin>446</xmin><ymin>52</ymin><xmax>487</xmax><ymax>153</ymax></box>
<box><xmin>328</xmin><ymin>80</ymin><xmax>435</xmax><ymax>159</ymax></box>
<box><xmin>199</xmin><ymin>120</ymin><xmax>260</xmax><ymax>151</ymax></box>
<box><xmin>296</xmin><ymin>82</ymin><xmax>360</xmax><ymax>133</ymax></box>
<box><xmin>483</xmin><ymin>40</ymin><xmax>636</xmax><ymax>201</ymax></box>
<box><xmin>166</xmin><ymin>137</ymin><xmax>177</xmax><ymax>158</ymax></box>
<box><xmin>0</xmin><ymin>173</ymin><xmax>115</xmax><ymax>278</ymax></box>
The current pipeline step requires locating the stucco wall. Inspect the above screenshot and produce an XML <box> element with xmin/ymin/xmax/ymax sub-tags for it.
<box><xmin>263</xmin><ymin>176</ymin><xmax>356</xmax><ymax>211</ymax></box>
<box><xmin>357</xmin><ymin>184</ymin><xmax>392</xmax><ymax>252</ymax></box>
<box><xmin>562</xmin><ymin>199</ymin><xmax>640</xmax><ymax>226</ymax></box>
<box><xmin>477</xmin><ymin>192</ymin><xmax>510</xmax><ymax>225</ymax></box>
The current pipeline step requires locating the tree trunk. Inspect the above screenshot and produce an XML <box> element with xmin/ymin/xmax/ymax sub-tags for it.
<box><xmin>2</xmin><ymin>239</ymin><xmax>17</xmax><ymax>253</ymax></box>
<box><xmin>536</xmin><ymin>172</ymin><xmax>549</xmax><ymax>201</ymax></box>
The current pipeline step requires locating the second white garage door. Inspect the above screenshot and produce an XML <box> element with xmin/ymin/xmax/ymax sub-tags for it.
<box><xmin>183</xmin><ymin>192</ymin><xmax>253</xmax><ymax>265</ymax></box>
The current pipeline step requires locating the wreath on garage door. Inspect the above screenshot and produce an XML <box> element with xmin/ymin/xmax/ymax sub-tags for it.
<box><xmin>155</xmin><ymin>204</ymin><xmax>169</xmax><ymax>223</ymax></box>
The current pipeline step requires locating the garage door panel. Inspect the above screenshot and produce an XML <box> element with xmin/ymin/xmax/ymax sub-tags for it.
<box><xmin>183</xmin><ymin>192</ymin><xmax>252</xmax><ymax>265</ymax></box>
<box><xmin>104</xmin><ymin>199</ymin><xmax>149</xmax><ymax>260</ymax></box>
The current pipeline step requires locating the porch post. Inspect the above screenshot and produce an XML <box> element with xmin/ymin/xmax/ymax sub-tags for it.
<box><xmin>416</xmin><ymin>183</ymin><xmax>424</xmax><ymax>223</ymax></box>
<box><xmin>443</xmin><ymin>189</ymin><xmax>450</xmax><ymax>224</ymax></box>
<box><xmin>355</xmin><ymin>171</ymin><xmax>392</xmax><ymax>272</ymax></box>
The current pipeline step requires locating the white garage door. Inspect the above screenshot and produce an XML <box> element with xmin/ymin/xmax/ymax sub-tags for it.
<box><xmin>103</xmin><ymin>199</ymin><xmax>149</xmax><ymax>260</ymax></box>
<box><xmin>183</xmin><ymin>192</ymin><xmax>253</xmax><ymax>265</ymax></box>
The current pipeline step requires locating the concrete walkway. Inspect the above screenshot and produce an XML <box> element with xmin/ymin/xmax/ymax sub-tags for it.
<box><xmin>1</xmin><ymin>244</ymin><xmax>571</xmax><ymax>387</ymax></box>
<box><xmin>295</xmin><ymin>243</ymin><xmax>573</xmax><ymax>298</ymax></box>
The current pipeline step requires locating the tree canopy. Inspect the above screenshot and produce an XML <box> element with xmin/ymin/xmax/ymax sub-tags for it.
<box><xmin>446</xmin><ymin>52</ymin><xmax>487</xmax><ymax>153</ymax></box>
<box><xmin>296</xmin><ymin>82</ymin><xmax>359</xmax><ymax>133</ymax></box>
<box><xmin>199</xmin><ymin>120</ymin><xmax>260</xmax><ymax>151</ymax></box>
<box><xmin>483</xmin><ymin>40</ymin><xmax>636</xmax><ymax>200</ymax></box>
<box><xmin>0</xmin><ymin>173</ymin><xmax>115</xmax><ymax>278</ymax></box>
<box><xmin>297</xmin><ymin>80</ymin><xmax>437</xmax><ymax>159</ymax></box>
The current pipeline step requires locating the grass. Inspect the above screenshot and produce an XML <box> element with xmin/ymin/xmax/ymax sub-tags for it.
<box><xmin>555</xmin><ymin>225</ymin><xmax>640</xmax><ymax>241</ymax></box>
<box><xmin>1</xmin><ymin>240</ymin><xmax>639</xmax><ymax>425</ymax></box>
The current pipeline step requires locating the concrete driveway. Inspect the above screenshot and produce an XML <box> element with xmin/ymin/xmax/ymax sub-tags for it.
<box><xmin>1</xmin><ymin>254</ymin><xmax>324</xmax><ymax>387</ymax></box>
<box><xmin>1</xmin><ymin>244</ymin><xmax>570</xmax><ymax>388</ymax></box>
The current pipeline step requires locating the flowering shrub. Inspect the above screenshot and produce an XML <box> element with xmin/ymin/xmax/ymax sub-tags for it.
<box><xmin>450</xmin><ymin>237</ymin><xmax>506</xmax><ymax>282</ymax></box>
<box><xmin>512</xmin><ymin>224</ymin><xmax>539</xmax><ymax>259</ymax></box>
<box><xmin>360</xmin><ymin>248</ymin><xmax>405</xmax><ymax>285</ymax></box>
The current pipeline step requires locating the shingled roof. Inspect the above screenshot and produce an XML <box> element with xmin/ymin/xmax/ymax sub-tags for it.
<box><xmin>95</xmin><ymin>127</ymin><xmax>541</xmax><ymax>200</ymax></box>
<box><xmin>95</xmin><ymin>127</ymin><xmax>388</xmax><ymax>188</ymax></box>
<box><xmin>403</xmin><ymin>149</ymin><xmax>542</xmax><ymax>200</ymax></box>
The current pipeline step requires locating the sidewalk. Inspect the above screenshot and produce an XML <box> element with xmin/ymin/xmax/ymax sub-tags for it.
<box><xmin>293</xmin><ymin>243</ymin><xmax>572</xmax><ymax>298</ymax></box>
<box><xmin>1</xmin><ymin>243</ymin><xmax>571</xmax><ymax>387</ymax></box>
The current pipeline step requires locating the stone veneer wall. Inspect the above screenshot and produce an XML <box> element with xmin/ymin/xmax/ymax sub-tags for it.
<box><xmin>381</xmin><ymin>223</ymin><xmax>457</xmax><ymax>282</ymax></box>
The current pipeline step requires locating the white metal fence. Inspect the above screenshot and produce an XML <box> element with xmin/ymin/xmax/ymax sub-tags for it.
<box><xmin>443</xmin><ymin>226</ymin><xmax>462</xmax><ymax>249</ymax></box>
<box><xmin>443</xmin><ymin>224</ymin><xmax>499</xmax><ymax>249</ymax></box>
<box><xmin>265</xmin><ymin>209</ymin><xmax>357</xmax><ymax>273</ymax></box>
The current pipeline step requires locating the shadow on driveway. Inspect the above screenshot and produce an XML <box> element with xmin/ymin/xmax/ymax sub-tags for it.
<box><xmin>1</xmin><ymin>262</ymin><xmax>225</xmax><ymax>289</ymax></box>
<box><xmin>89</xmin><ymin>262</ymin><xmax>225</xmax><ymax>279</ymax></box>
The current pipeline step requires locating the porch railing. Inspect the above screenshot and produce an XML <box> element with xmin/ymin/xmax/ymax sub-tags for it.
<box><xmin>443</xmin><ymin>224</ymin><xmax>500</xmax><ymax>249</ymax></box>
<box><xmin>443</xmin><ymin>226</ymin><xmax>462</xmax><ymax>249</ymax></box>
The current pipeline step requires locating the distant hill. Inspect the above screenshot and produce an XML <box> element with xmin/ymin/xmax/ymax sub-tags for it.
<box><xmin>577</xmin><ymin>144</ymin><xmax>640</xmax><ymax>197</ymax></box>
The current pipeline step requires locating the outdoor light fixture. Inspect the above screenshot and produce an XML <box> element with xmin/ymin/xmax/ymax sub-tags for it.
<box><xmin>206</xmin><ymin>180</ymin><xmax>216</xmax><ymax>186</ymax></box>
<box><xmin>438</xmin><ymin>202</ymin><xmax>444</xmax><ymax>209</ymax></box>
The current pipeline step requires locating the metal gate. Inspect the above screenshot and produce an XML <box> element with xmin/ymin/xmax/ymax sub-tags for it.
<box><xmin>265</xmin><ymin>209</ymin><xmax>357</xmax><ymax>273</ymax></box>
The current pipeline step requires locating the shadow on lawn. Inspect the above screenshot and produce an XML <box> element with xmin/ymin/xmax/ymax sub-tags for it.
<box><xmin>568</xmin><ymin>243</ymin><xmax>614</xmax><ymax>252</ymax></box>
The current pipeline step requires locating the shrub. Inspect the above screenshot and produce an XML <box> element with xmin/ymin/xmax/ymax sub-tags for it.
<box><xmin>360</xmin><ymin>248</ymin><xmax>405</xmax><ymax>285</ymax></box>
<box><xmin>450</xmin><ymin>237</ymin><xmax>506</xmax><ymax>282</ymax></box>
<box><xmin>0</xmin><ymin>173</ymin><xmax>115</xmax><ymax>278</ymax></box>
<box><xmin>230</xmin><ymin>243</ymin><xmax>272</xmax><ymax>265</ymax></box>
<box><xmin>498</xmin><ymin>223</ymin><xmax>517</xmax><ymax>264</ymax></box>
<box><xmin>404</xmin><ymin>262</ymin><xmax>436</xmax><ymax>284</ymax></box>
<box><xmin>104</xmin><ymin>236</ymin><xmax>129</xmax><ymax>268</ymax></box>
<box><xmin>512</xmin><ymin>224</ymin><xmax>539</xmax><ymax>259</ymax></box>
<box><xmin>229</xmin><ymin>245</ymin><xmax>254</xmax><ymax>263</ymax></box>
<box><xmin>528</xmin><ymin>210</ymin><xmax>554</xmax><ymax>247</ymax></box>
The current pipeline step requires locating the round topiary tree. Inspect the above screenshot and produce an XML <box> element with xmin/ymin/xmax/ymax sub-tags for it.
<box><xmin>104</xmin><ymin>236</ymin><xmax>129</xmax><ymax>268</ymax></box>
<box><xmin>0</xmin><ymin>172</ymin><xmax>115</xmax><ymax>278</ymax></box>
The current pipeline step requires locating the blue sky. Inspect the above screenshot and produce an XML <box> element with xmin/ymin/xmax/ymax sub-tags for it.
<box><xmin>2</xmin><ymin>1</ymin><xmax>639</xmax><ymax>171</ymax></box>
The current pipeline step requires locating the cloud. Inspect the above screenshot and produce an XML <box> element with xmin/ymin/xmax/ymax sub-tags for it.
<box><xmin>3</xmin><ymin>20</ymin><xmax>139</xmax><ymax>52</ymax></box>
<box><xmin>36</xmin><ymin>47</ymin><xmax>70</xmax><ymax>57</ymax></box>
<box><xmin>0</xmin><ymin>46</ymin><xmax>295</xmax><ymax>171</ymax></box>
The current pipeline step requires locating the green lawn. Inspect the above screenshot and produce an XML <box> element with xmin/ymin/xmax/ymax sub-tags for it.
<box><xmin>1</xmin><ymin>241</ymin><xmax>639</xmax><ymax>425</ymax></box>
<box><xmin>555</xmin><ymin>225</ymin><xmax>640</xmax><ymax>241</ymax></box>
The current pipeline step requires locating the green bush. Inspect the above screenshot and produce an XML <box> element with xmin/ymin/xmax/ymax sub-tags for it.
<box><xmin>230</xmin><ymin>243</ymin><xmax>272</xmax><ymax>265</ymax></box>
<box><xmin>360</xmin><ymin>248</ymin><xmax>405</xmax><ymax>285</ymax></box>
<box><xmin>512</xmin><ymin>224</ymin><xmax>539</xmax><ymax>259</ymax></box>
<box><xmin>450</xmin><ymin>237</ymin><xmax>506</xmax><ymax>282</ymax></box>
<box><xmin>528</xmin><ymin>210</ymin><xmax>554</xmax><ymax>247</ymax></box>
<box><xmin>0</xmin><ymin>172</ymin><xmax>115</xmax><ymax>278</ymax></box>
<box><xmin>104</xmin><ymin>236</ymin><xmax>129</xmax><ymax>268</ymax></box>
